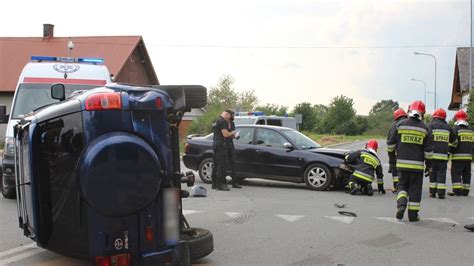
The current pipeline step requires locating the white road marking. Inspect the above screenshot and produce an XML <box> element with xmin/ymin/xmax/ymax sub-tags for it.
<box><xmin>274</xmin><ymin>214</ymin><xmax>304</xmax><ymax>222</ymax></box>
<box><xmin>182</xmin><ymin>210</ymin><xmax>203</xmax><ymax>215</ymax></box>
<box><xmin>424</xmin><ymin>218</ymin><xmax>460</xmax><ymax>225</ymax></box>
<box><xmin>0</xmin><ymin>248</ymin><xmax>44</xmax><ymax>265</ymax></box>
<box><xmin>0</xmin><ymin>243</ymin><xmax>36</xmax><ymax>259</ymax></box>
<box><xmin>225</xmin><ymin>212</ymin><xmax>242</xmax><ymax>218</ymax></box>
<box><xmin>374</xmin><ymin>217</ymin><xmax>405</xmax><ymax>225</ymax></box>
<box><xmin>324</xmin><ymin>216</ymin><xmax>354</xmax><ymax>224</ymax></box>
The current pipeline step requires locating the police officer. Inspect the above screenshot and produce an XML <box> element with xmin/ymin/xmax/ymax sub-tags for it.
<box><xmin>427</xmin><ymin>108</ymin><xmax>455</xmax><ymax>199</ymax></box>
<box><xmin>387</xmin><ymin>100</ymin><xmax>433</xmax><ymax>222</ymax></box>
<box><xmin>449</xmin><ymin>110</ymin><xmax>473</xmax><ymax>196</ymax></box>
<box><xmin>346</xmin><ymin>139</ymin><xmax>384</xmax><ymax>196</ymax></box>
<box><xmin>212</xmin><ymin>110</ymin><xmax>237</xmax><ymax>191</ymax></box>
<box><xmin>226</xmin><ymin>111</ymin><xmax>242</xmax><ymax>188</ymax></box>
<box><xmin>387</xmin><ymin>108</ymin><xmax>407</xmax><ymax>193</ymax></box>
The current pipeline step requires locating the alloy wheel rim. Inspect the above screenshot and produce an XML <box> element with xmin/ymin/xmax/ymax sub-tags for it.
<box><xmin>201</xmin><ymin>162</ymin><xmax>214</xmax><ymax>181</ymax></box>
<box><xmin>307</xmin><ymin>167</ymin><xmax>327</xmax><ymax>187</ymax></box>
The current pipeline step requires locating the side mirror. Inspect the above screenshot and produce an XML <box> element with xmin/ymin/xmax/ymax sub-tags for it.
<box><xmin>51</xmin><ymin>83</ymin><xmax>66</xmax><ymax>101</ymax></box>
<box><xmin>283</xmin><ymin>142</ymin><xmax>294</xmax><ymax>150</ymax></box>
<box><xmin>0</xmin><ymin>105</ymin><xmax>9</xmax><ymax>124</ymax></box>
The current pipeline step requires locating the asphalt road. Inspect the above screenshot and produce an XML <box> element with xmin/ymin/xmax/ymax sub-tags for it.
<box><xmin>0</xmin><ymin>140</ymin><xmax>473</xmax><ymax>265</ymax></box>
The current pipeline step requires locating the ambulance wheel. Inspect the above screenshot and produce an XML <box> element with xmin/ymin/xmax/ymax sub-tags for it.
<box><xmin>198</xmin><ymin>158</ymin><xmax>214</xmax><ymax>184</ymax></box>
<box><xmin>304</xmin><ymin>163</ymin><xmax>333</xmax><ymax>191</ymax></box>
<box><xmin>1</xmin><ymin>174</ymin><xmax>16</xmax><ymax>199</ymax></box>
<box><xmin>181</xmin><ymin>228</ymin><xmax>214</xmax><ymax>262</ymax></box>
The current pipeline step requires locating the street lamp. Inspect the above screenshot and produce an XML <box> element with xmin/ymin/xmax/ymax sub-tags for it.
<box><xmin>414</xmin><ymin>52</ymin><xmax>437</xmax><ymax>109</ymax></box>
<box><xmin>411</xmin><ymin>78</ymin><xmax>427</xmax><ymax>105</ymax></box>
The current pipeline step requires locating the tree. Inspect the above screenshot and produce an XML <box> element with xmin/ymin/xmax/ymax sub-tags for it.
<box><xmin>256</xmin><ymin>104</ymin><xmax>289</xmax><ymax>116</ymax></box>
<box><xmin>187</xmin><ymin>75</ymin><xmax>259</xmax><ymax>135</ymax></box>
<box><xmin>322</xmin><ymin>95</ymin><xmax>357</xmax><ymax>134</ymax></box>
<box><xmin>292</xmin><ymin>102</ymin><xmax>318</xmax><ymax>131</ymax></box>
<box><xmin>467</xmin><ymin>89</ymin><xmax>474</xmax><ymax>125</ymax></box>
<box><xmin>207</xmin><ymin>75</ymin><xmax>258</xmax><ymax>111</ymax></box>
<box><xmin>312</xmin><ymin>104</ymin><xmax>328</xmax><ymax>133</ymax></box>
<box><xmin>367</xmin><ymin>100</ymin><xmax>399</xmax><ymax>135</ymax></box>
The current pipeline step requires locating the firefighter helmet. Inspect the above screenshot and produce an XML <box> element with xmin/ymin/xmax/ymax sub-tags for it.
<box><xmin>408</xmin><ymin>100</ymin><xmax>426</xmax><ymax>119</ymax></box>
<box><xmin>393</xmin><ymin>108</ymin><xmax>407</xmax><ymax>121</ymax></box>
<box><xmin>432</xmin><ymin>108</ymin><xmax>447</xmax><ymax>120</ymax></box>
<box><xmin>454</xmin><ymin>110</ymin><xmax>468</xmax><ymax>122</ymax></box>
<box><xmin>366</xmin><ymin>139</ymin><xmax>379</xmax><ymax>152</ymax></box>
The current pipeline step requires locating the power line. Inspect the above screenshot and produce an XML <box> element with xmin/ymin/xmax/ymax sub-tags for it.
<box><xmin>0</xmin><ymin>38</ymin><xmax>468</xmax><ymax>49</ymax></box>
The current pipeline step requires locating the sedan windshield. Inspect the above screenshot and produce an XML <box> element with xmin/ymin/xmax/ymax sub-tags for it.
<box><xmin>12</xmin><ymin>83</ymin><xmax>99</xmax><ymax>119</ymax></box>
<box><xmin>281</xmin><ymin>130</ymin><xmax>321</xmax><ymax>149</ymax></box>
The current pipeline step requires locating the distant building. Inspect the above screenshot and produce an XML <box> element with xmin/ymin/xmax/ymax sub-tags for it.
<box><xmin>448</xmin><ymin>47</ymin><xmax>474</xmax><ymax>110</ymax></box>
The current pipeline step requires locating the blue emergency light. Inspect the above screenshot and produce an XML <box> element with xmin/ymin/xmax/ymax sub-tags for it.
<box><xmin>235</xmin><ymin>111</ymin><xmax>265</xmax><ymax>116</ymax></box>
<box><xmin>31</xmin><ymin>56</ymin><xmax>104</xmax><ymax>64</ymax></box>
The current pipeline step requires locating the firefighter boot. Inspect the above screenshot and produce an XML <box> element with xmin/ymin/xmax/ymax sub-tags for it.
<box><xmin>408</xmin><ymin>210</ymin><xmax>420</xmax><ymax>222</ymax></box>
<box><xmin>392</xmin><ymin>182</ymin><xmax>399</xmax><ymax>194</ymax></box>
<box><xmin>396</xmin><ymin>192</ymin><xmax>408</xmax><ymax>220</ymax></box>
<box><xmin>366</xmin><ymin>185</ymin><xmax>374</xmax><ymax>196</ymax></box>
<box><xmin>349</xmin><ymin>182</ymin><xmax>359</xmax><ymax>195</ymax></box>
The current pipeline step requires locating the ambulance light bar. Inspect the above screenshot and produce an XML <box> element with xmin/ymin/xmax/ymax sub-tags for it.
<box><xmin>31</xmin><ymin>56</ymin><xmax>104</xmax><ymax>64</ymax></box>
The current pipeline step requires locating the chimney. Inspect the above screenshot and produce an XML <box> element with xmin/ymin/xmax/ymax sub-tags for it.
<box><xmin>43</xmin><ymin>24</ymin><xmax>54</xmax><ymax>39</ymax></box>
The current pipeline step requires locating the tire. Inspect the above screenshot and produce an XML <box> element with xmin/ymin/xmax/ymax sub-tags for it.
<box><xmin>1</xmin><ymin>173</ymin><xmax>16</xmax><ymax>199</ymax></box>
<box><xmin>183</xmin><ymin>86</ymin><xmax>207</xmax><ymax>109</ymax></box>
<box><xmin>198</xmin><ymin>158</ymin><xmax>214</xmax><ymax>184</ymax></box>
<box><xmin>303</xmin><ymin>163</ymin><xmax>333</xmax><ymax>191</ymax></box>
<box><xmin>181</xmin><ymin>228</ymin><xmax>214</xmax><ymax>262</ymax></box>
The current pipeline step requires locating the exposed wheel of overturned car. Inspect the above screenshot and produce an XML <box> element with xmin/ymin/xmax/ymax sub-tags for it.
<box><xmin>1</xmin><ymin>174</ymin><xmax>16</xmax><ymax>199</ymax></box>
<box><xmin>181</xmin><ymin>228</ymin><xmax>214</xmax><ymax>262</ymax></box>
<box><xmin>303</xmin><ymin>163</ymin><xmax>333</xmax><ymax>191</ymax></box>
<box><xmin>198</xmin><ymin>157</ymin><xmax>214</xmax><ymax>184</ymax></box>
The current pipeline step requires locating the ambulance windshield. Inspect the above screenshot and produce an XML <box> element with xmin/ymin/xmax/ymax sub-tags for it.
<box><xmin>11</xmin><ymin>83</ymin><xmax>98</xmax><ymax>119</ymax></box>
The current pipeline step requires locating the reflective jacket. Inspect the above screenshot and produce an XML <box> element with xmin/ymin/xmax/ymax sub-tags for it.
<box><xmin>450</xmin><ymin>124</ymin><xmax>474</xmax><ymax>161</ymax></box>
<box><xmin>428</xmin><ymin>118</ymin><xmax>455</xmax><ymax>161</ymax></box>
<box><xmin>346</xmin><ymin>149</ymin><xmax>384</xmax><ymax>184</ymax></box>
<box><xmin>387</xmin><ymin>117</ymin><xmax>433</xmax><ymax>172</ymax></box>
<box><xmin>386</xmin><ymin>118</ymin><xmax>406</xmax><ymax>165</ymax></box>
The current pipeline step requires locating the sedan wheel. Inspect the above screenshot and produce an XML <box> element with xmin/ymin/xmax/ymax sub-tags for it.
<box><xmin>198</xmin><ymin>158</ymin><xmax>214</xmax><ymax>184</ymax></box>
<box><xmin>304</xmin><ymin>163</ymin><xmax>333</xmax><ymax>191</ymax></box>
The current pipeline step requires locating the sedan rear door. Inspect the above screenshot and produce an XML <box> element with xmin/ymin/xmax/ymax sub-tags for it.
<box><xmin>233</xmin><ymin>126</ymin><xmax>255</xmax><ymax>175</ymax></box>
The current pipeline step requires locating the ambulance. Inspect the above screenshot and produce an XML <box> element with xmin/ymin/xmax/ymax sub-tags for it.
<box><xmin>0</xmin><ymin>56</ymin><xmax>112</xmax><ymax>198</ymax></box>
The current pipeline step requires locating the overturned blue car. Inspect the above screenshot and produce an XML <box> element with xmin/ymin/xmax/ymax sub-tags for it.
<box><xmin>13</xmin><ymin>83</ymin><xmax>212</xmax><ymax>265</ymax></box>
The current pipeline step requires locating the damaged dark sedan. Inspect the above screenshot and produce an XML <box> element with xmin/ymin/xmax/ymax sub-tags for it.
<box><xmin>183</xmin><ymin>125</ymin><xmax>352</xmax><ymax>191</ymax></box>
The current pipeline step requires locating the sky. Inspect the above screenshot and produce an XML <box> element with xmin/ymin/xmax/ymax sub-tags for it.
<box><xmin>0</xmin><ymin>0</ymin><xmax>472</xmax><ymax>115</ymax></box>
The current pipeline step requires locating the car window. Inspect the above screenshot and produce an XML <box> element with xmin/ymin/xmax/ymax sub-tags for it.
<box><xmin>235</xmin><ymin>127</ymin><xmax>254</xmax><ymax>144</ymax></box>
<box><xmin>255</xmin><ymin>128</ymin><xmax>287</xmax><ymax>148</ymax></box>
<box><xmin>256</xmin><ymin>119</ymin><xmax>265</xmax><ymax>125</ymax></box>
<box><xmin>267</xmin><ymin>119</ymin><xmax>282</xmax><ymax>126</ymax></box>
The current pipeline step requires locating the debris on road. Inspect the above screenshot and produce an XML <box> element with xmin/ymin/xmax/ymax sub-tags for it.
<box><xmin>338</xmin><ymin>211</ymin><xmax>357</xmax><ymax>217</ymax></box>
<box><xmin>334</xmin><ymin>203</ymin><xmax>347</xmax><ymax>209</ymax></box>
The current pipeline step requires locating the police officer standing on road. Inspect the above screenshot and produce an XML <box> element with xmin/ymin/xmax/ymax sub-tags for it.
<box><xmin>212</xmin><ymin>110</ymin><xmax>237</xmax><ymax>191</ymax></box>
<box><xmin>387</xmin><ymin>101</ymin><xmax>433</xmax><ymax>222</ymax></box>
<box><xmin>387</xmin><ymin>108</ymin><xmax>407</xmax><ymax>193</ymax></box>
<box><xmin>226</xmin><ymin>111</ymin><xmax>242</xmax><ymax>188</ymax></box>
<box><xmin>448</xmin><ymin>110</ymin><xmax>473</xmax><ymax>196</ymax></box>
<box><xmin>427</xmin><ymin>108</ymin><xmax>455</xmax><ymax>199</ymax></box>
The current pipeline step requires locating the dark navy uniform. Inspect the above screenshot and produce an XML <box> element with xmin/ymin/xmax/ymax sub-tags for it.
<box><xmin>386</xmin><ymin>118</ymin><xmax>406</xmax><ymax>192</ymax></box>
<box><xmin>212</xmin><ymin>116</ymin><xmax>230</xmax><ymax>190</ymax></box>
<box><xmin>346</xmin><ymin>149</ymin><xmax>383</xmax><ymax>196</ymax></box>
<box><xmin>450</xmin><ymin>124</ymin><xmax>473</xmax><ymax>196</ymax></box>
<box><xmin>427</xmin><ymin>118</ymin><xmax>455</xmax><ymax>198</ymax></box>
<box><xmin>387</xmin><ymin>116</ymin><xmax>433</xmax><ymax>220</ymax></box>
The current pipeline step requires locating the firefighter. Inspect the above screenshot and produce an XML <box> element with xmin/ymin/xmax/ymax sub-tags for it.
<box><xmin>212</xmin><ymin>110</ymin><xmax>237</xmax><ymax>191</ymax></box>
<box><xmin>345</xmin><ymin>139</ymin><xmax>384</xmax><ymax>196</ymax></box>
<box><xmin>387</xmin><ymin>100</ymin><xmax>433</xmax><ymax>222</ymax></box>
<box><xmin>226</xmin><ymin>111</ymin><xmax>242</xmax><ymax>188</ymax></box>
<box><xmin>448</xmin><ymin>110</ymin><xmax>473</xmax><ymax>196</ymax></box>
<box><xmin>427</xmin><ymin>108</ymin><xmax>455</xmax><ymax>199</ymax></box>
<box><xmin>387</xmin><ymin>108</ymin><xmax>407</xmax><ymax>193</ymax></box>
